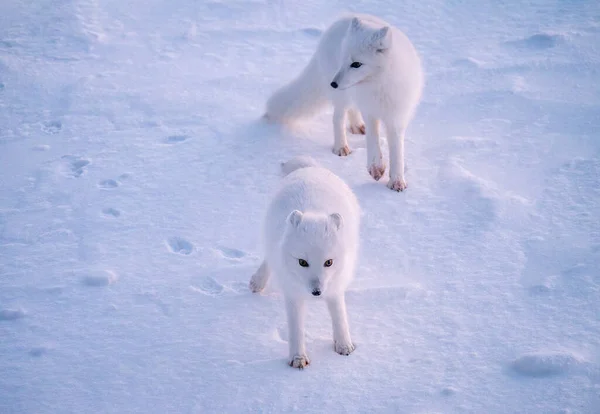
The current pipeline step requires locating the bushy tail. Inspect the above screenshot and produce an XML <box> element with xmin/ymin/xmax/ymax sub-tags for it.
<box><xmin>281</xmin><ymin>156</ymin><xmax>319</xmax><ymax>176</ymax></box>
<box><xmin>265</xmin><ymin>58</ymin><xmax>327</xmax><ymax>122</ymax></box>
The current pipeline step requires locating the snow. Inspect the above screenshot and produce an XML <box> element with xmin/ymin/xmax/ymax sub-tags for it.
<box><xmin>1</xmin><ymin>0</ymin><xmax>599</xmax><ymax>412</ymax></box>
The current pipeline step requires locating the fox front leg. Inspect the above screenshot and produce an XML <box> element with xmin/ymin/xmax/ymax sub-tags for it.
<box><xmin>326</xmin><ymin>294</ymin><xmax>355</xmax><ymax>356</ymax></box>
<box><xmin>285</xmin><ymin>297</ymin><xmax>310</xmax><ymax>368</ymax></box>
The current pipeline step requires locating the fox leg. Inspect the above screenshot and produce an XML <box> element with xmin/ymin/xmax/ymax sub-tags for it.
<box><xmin>347</xmin><ymin>108</ymin><xmax>365</xmax><ymax>135</ymax></box>
<box><xmin>326</xmin><ymin>294</ymin><xmax>355</xmax><ymax>355</ymax></box>
<box><xmin>332</xmin><ymin>104</ymin><xmax>351</xmax><ymax>156</ymax></box>
<box><xmin>249</xmin><ymin>260</ymin><xmax>270</xmax><ymax>293</ymax></box>
<box><xmin>386</xmin><ymin>122</ymin><xmax>408</xmax><ymax>191</ymax></box>
<box><xmin>365</xmin><ymin>116</ymin><xmax>385</xmax><ymax>181</ymax></box>
<box><xmin>285</xmin><ymin>296</ymin><xmax>309</xmax><ymax>368</ymax></box>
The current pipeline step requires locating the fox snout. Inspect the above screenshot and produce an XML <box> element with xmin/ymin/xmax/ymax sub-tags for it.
<box><xmin>331</xmin><ymin>70</ymin><xmax>344</xmax><ymax>89</ymax></box>
<box><xmin>310</xmin><ymin>279</ymin><xmax>322</xmax><ymax>297</ymax></box>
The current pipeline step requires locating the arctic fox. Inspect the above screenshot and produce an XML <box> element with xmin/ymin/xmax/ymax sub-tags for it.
<box><xmin>249</xmin><ymin>156</ymin><xmax>360</xmax><ymax>369</ymax></box>
<box><xmin>265</xmin><ymin>14</ymin><xmax>423</xmax><ymax>191</ymax></box>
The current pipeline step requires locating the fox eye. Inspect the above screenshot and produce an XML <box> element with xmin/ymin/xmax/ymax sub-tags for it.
<box><xmin>324</xmin><ymin>259</ymin><xmax>333</xmax><ymax>267</ymax></box>
<box><xmin>350</xmin><ymin>62</ymin><xmax>362</xmax><ymax>68</ymax></box>
<box><xmin>298</xmin><ymin>259</ymin><xmax>309</xmax><ymax>267</ymax></box>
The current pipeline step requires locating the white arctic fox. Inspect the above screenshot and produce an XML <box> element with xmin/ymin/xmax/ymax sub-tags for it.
<box><xmin>249</xmin><ymin>156</ymin><xmax>360</xmax><ymax>369</ymax></box>
<box><xmin>265</xmin><ymin>14</ymin><xmax>423</xmax><ymax>191</ymax></box>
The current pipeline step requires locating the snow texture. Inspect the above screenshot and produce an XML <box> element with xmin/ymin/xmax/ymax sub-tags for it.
<box><xmin>1</xmin><ymin>0</ymin><xmax>599</xmax><ymax>413</ymax></box>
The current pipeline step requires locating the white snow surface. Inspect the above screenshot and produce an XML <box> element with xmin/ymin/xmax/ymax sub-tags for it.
<box><xmin>1</xmin><ymin>0</ymin><xmax>600</xmax><ymax>413</ymax></box>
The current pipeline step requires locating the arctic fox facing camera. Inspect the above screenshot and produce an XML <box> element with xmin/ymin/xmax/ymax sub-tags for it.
<box><xmin>265</xmin><ymin>14</ymin><xmax>423</xmax><ymax>191</ymax></box>
<box><xmin>250</xmin><ymin>156</ymin><xmax>360</xmax><ymax>369</ymax></box>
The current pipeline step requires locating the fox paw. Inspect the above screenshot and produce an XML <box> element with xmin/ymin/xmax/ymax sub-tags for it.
<box><xmin>348</xmin><ymin>124</ymin><xmax>366</xmax><ymax>135</ymax></box>
<box><xmin>368</xmin><ymin>163</ymin><xmax>386</xmax><ymax>181</ymax></box>
<box><xmin>333</xmin><ymin>145</ymin><xmax>352</xmax><ymax>157</ymax></box>
<box><xmin>289</xmin><ymin>354</ymin><xmax>310</xmax><ymax>369</ymax></box>
<box><xmin>387</xmin><ymin>178</ymin><xmax>407</xmax><ymax>192</ymax></box>
<box><xmin>334</xmin><ymin>341</ymin><xmax>355</xmax><ymax>356</ymax></box>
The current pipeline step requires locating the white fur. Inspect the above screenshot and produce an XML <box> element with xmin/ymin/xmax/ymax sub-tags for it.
<box><xmin>265</xmin><ymin>14</ymin><xmax>423</xmax><ymax>191</ymax></box>
<box><xmin>249</xmin><ymin>156</ymin><xmax>360</xmax><ymax>368</ymax></box>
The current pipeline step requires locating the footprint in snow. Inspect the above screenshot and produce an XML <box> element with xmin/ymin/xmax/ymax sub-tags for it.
<box><xmin>216</xmin><ymin>246</ymin><xmax>246</xmax><ymax>260</ymax></box>
<box><xmin>80</xmin><ymin>270</ymin><xmax>118</xmax><ymax>287</ymax></box>
<box><xmin>441</xmin><ymin>387</ymin><xmax>457</xmax><ymax>396</ymax></box>
<box><xmin>190</xmin><ymin>277</ymin><xmax>250</xmax><ymax>297</ymax></box>
<box><xmin>0</xmin><ymin>308</ymin><xmax>26</xmax><ymax>321</ymax></box>
<box><xmin>41</xmin><ymin>120</ymin><xmax>62</xmax><ymax>134</ymax></box>
<box><xmin>102</xmin><ymin>207</ymin><xmax>121</xmax><ymax>217</ymax></box>
<box><xmin>98</xmin><ymin>179</ymin><xmax>119</xmax><ymax>189</ymax></box>
<box><xmin>167</xmin><ymin>237</ymin><xmax>194</xmax><ymax>255</ymax></box>
<box><xmin>164</xmin><ymin>135</ymin><xmax>189</xmax><ymax>144</ymax></box>
<box><xmin>300</xmin><ymin>28</ymin><xmax>322</xmax><ymax>37</ymax></box>
<box><xmin>190</xmin><ymin>275</ymin><xmax>224</xmax><ymax>296</ymax></box>
<box><xmin>510</xmin><ymin>351</ymin><xmax>585</xmax><ymax>377</ymax></box>
<box><xmin>505</xmin><ymin>33</ymin><xmax>564</xmax><ymax>50</ymax></box>
<box><xmin>29</xmin><ymin>346</ymin><xmax>51</xmax><ymax>357</ymax></box>
<box><xmin>61</xmin><ymin>155</ymin><xmax>90</xmax><ymax>178</ymax></box>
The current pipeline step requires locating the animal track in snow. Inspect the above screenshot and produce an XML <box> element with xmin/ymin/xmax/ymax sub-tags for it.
<box><xmin>167</xmin><ymin>237</ymin><xmax>194</xmax><ymax>255</ymax></box>
<box><xmin>506</xmin><ymin>33</ymin><xmax>564</xmax><ymax>50</ymax></box>
<box><xmin>301</xmin><ymin>27</ymin><xmax>322</xmax><ymax>37</ymax></box>
<box><xmin>0</xmin><ymin>308</ymin><xmax>26</xmax><ymax>321</ymax></box>
<box><xmin>29</xmin><ymin>346</ymin><xmax>51</xmax><ymax>357</ymax></box>
<box><xmin>61</xmin><ymin>155</ymin><xmax>90</xmax><ymax>177</ymax></box>
<box><xmin>98</xmin><ymin>179</ymin><xmax>119</xmax><ymax>189</ymax></box>
<box><xmin>441</xmin><ymin>387</ymin><xmax>457</xmax><ymax>396</ymax></box>
<box><xmin>41</xmin><ymin>120</ymin><xmax>62</xmax><ymax>134</ymax></box>
<box><xmin>164</xmin><ymin>135</ymin><xmax>189</xmax><ymax>144</ymax></box>
<box><xmin>190</xmin><ymin>276</ymin><xmax>249</xmax><ymax>296</ymax></box>
<box><xmin>510</xmin><ymin>351</ymin><xmax>584</xmax><ymax>377</ymax></box>
<box><xmin>81</xmin><ymin>270</ymin><xmax>118</xmax><ymax>286</ymax></box>
<box><xmin>190</xmin><ymin>275</ymin><xmax>224</xmax><ymax>296</ymax></box>
<box><xmin>215</xmin><ymin>246</ymin><xmax>246</xmax><ymax>260</ymax></box>
<box><xmin>102</xmin><ymin>207</ymin><xmax>121</xmax><ymax>217</ymax></box>
<box><xmin>528</xmin><ymin>284</ymin><xmax>552</xmax><ymax>295</ymax></box>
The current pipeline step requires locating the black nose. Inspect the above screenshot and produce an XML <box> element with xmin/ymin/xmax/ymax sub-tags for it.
<box><xmin>330</xmin><ymin>82</ymin><xmax>338</xmax><ymax>89</ymax></box>
<box><xmin>312</xmin><ymin>289</ymin><xmax>321</xmax><ymax>297</ymax></box>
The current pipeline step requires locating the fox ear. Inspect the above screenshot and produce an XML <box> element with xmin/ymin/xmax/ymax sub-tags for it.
<box><xmin>350</xmin><ymin>17</ymin><xmax>362</xmax><ymax>32</ymax></box>
<box><xmin>328</xmin><ymin>213</ymin><xmax>344</xmax><ymax>231</ymax></box>
<box><xmin>287</xmin><ymin>210</ymin><xmax>303</xmax><ymax>228</ymax></box>
<box><xmin>371</xmin><ymin>26</ymin><xmax>391</xmax><ymax>51</ymax></box>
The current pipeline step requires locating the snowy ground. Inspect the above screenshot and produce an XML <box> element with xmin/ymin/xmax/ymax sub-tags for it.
<box><xmin>1</xmin><ymin>0</ymin><xmax>600</xmax><ymax>412</ymax></box>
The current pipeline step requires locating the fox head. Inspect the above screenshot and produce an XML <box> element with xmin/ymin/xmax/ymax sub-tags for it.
<box><xmin>330</xmin><ymin>17</ymin><xmax>392</xmax><ymax>90</ymax></box>
<box><xmin>280</xmin><ymin>210</ymin><xmax>348</xmax><ymax>297</ymax></box>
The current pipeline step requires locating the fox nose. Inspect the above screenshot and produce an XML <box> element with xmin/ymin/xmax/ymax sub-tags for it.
<box><xmin>311</xmin><ymin>288</ymin><xmax>322</xmax><ymax>297</ymax></box>
<box><xmin>330</xmin><ymin>81</ymin><xmax>338</xmax><ymax>89</ymax></box>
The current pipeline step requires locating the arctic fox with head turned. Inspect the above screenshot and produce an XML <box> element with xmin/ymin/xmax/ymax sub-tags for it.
<box><xmin>265</xmin><ymin>14</ymin><xmax>423</xmax><ymax>191</ymax></box>
<box><xmin>249</xmin><ymin>156</ymin><xmax>360</xmax><ymax>369</ymax></box>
